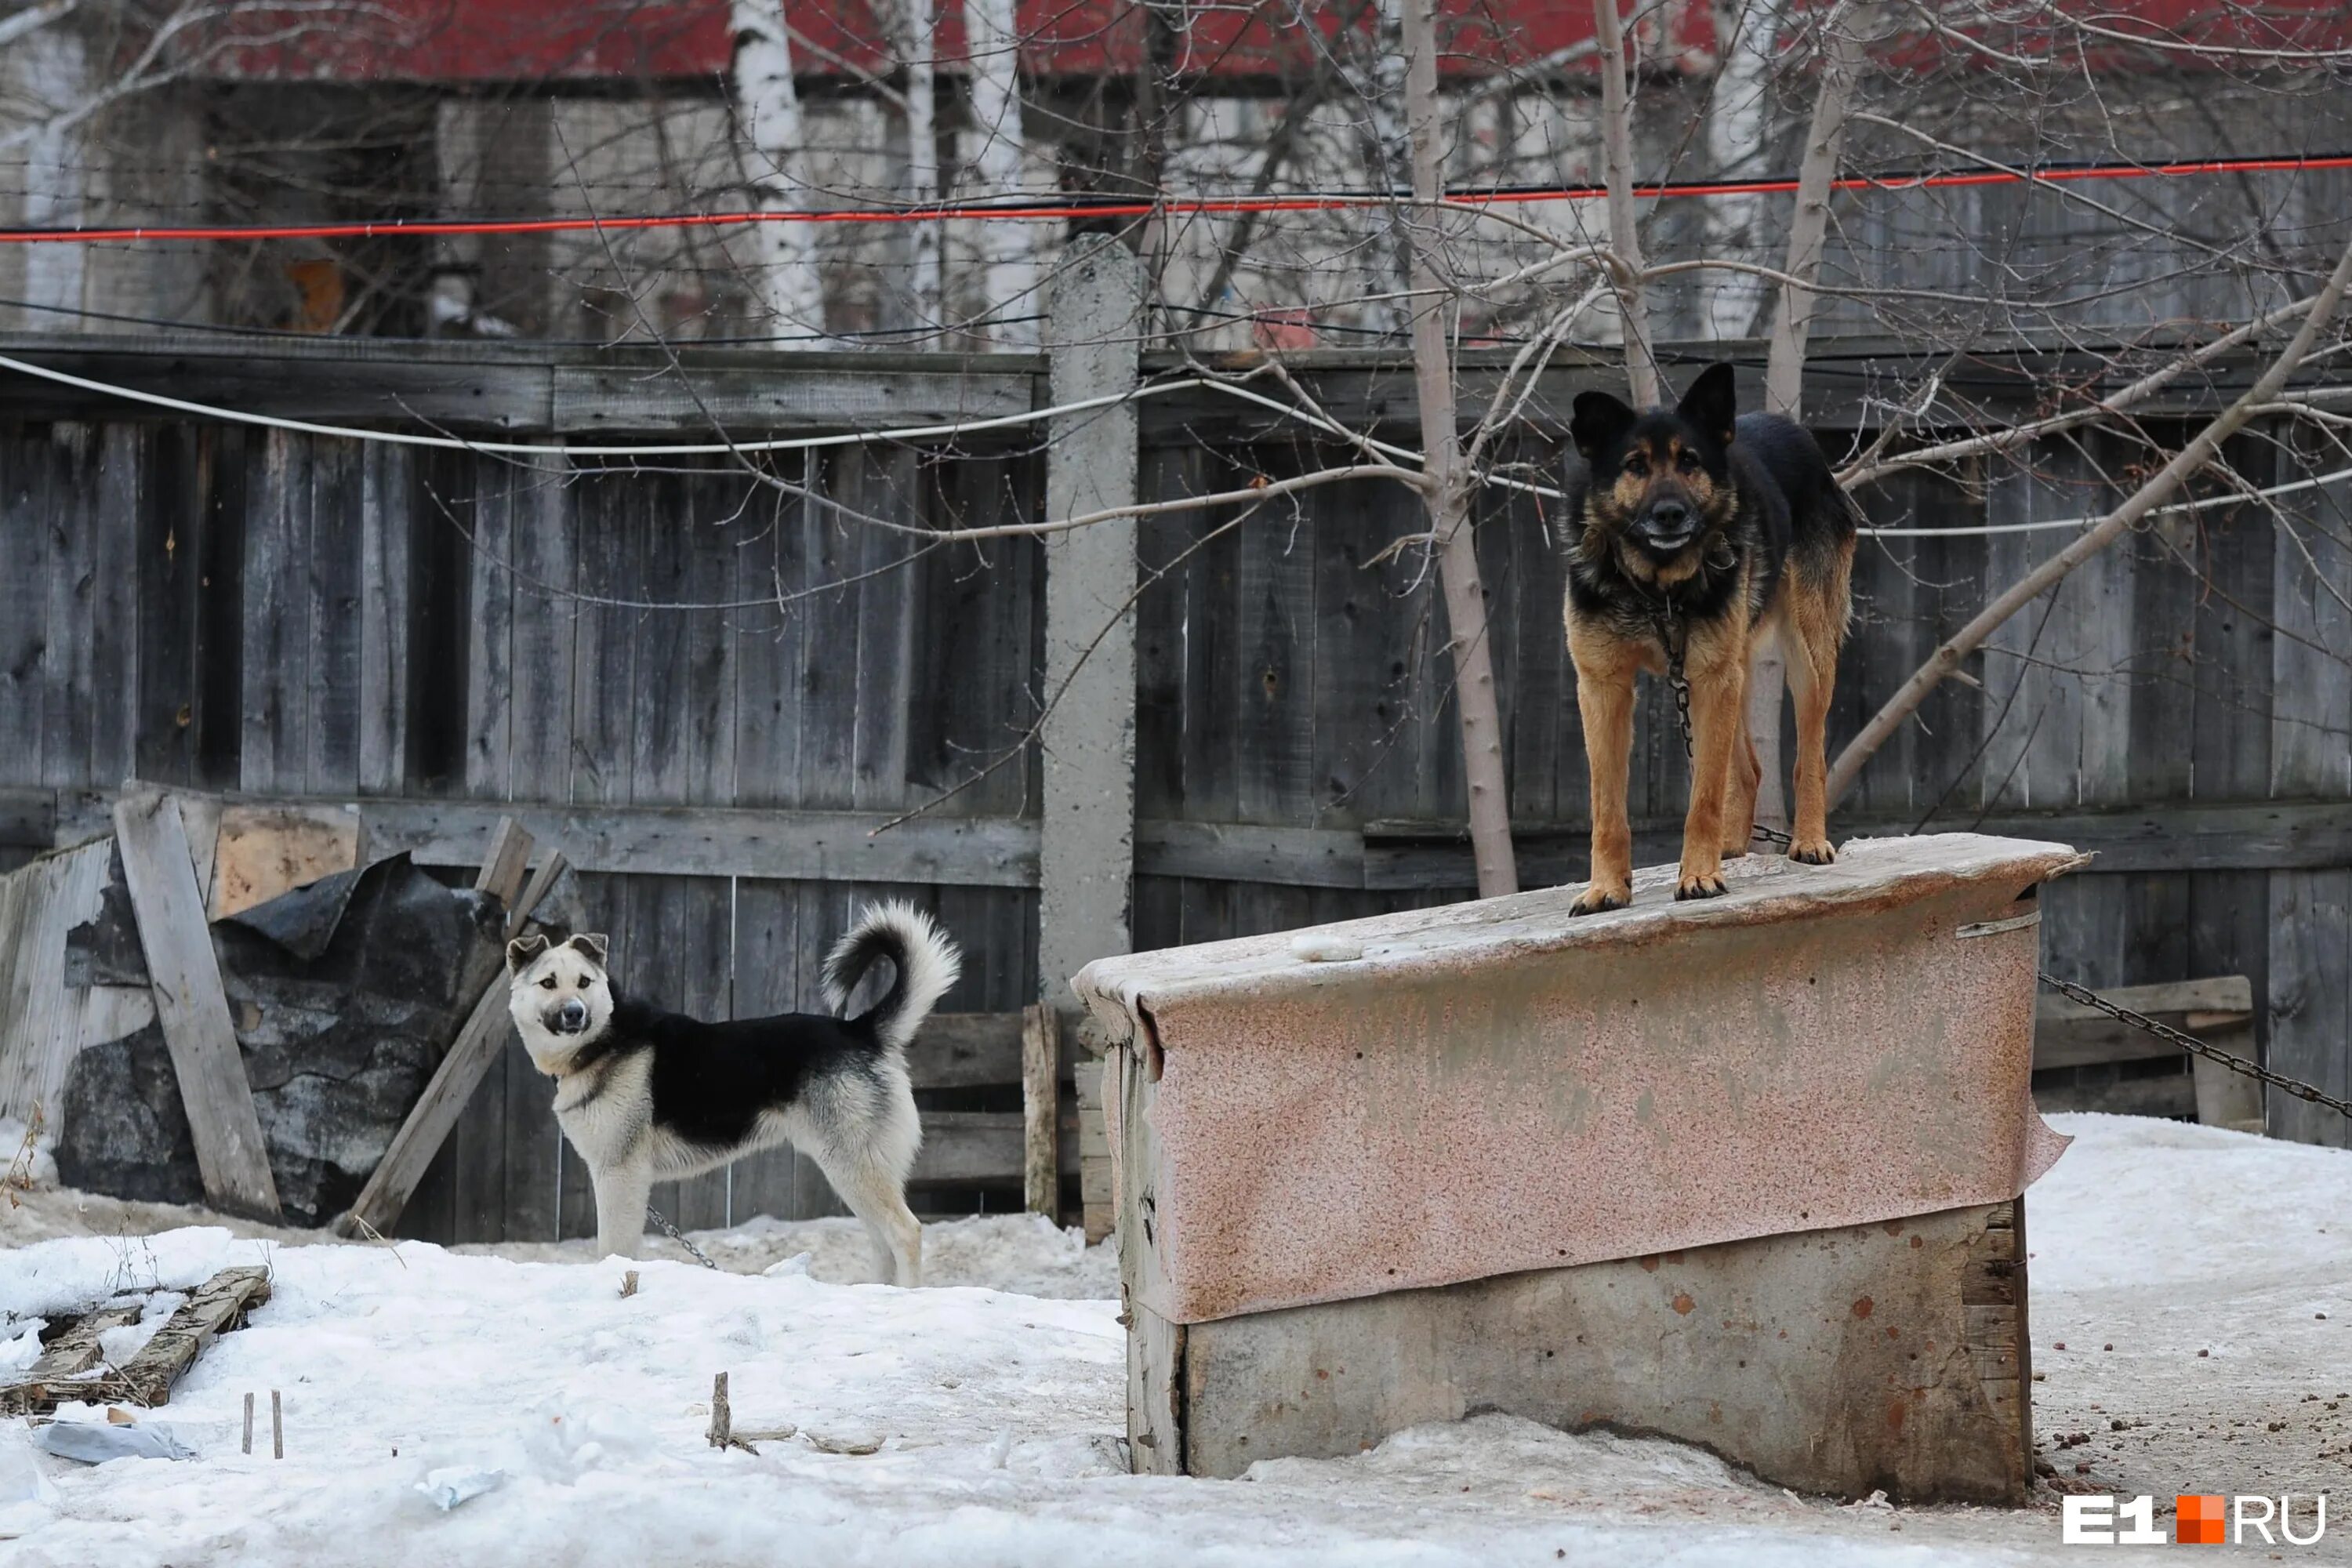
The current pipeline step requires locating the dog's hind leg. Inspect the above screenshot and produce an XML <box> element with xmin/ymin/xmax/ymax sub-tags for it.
<box><xmin>822</xmin><ymin>1151</ymin><xmax>924</xmax><ymax>1287</ymax></box>
<box><xmin>590</xmin><ymin>1160</ymin><xmax>653</xmax><ymax>1261</ymax></box>
<box><xmin>1783</xmin><ymin>541</ymin><xmax>1854</xmax><ymax>866</ymax></box>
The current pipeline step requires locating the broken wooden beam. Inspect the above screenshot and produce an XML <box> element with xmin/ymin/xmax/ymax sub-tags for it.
<box><xmin>0</xmin><ymin>1265</ymin><xmax>271</xmax><ymax>1414</ymax></box>
<box><xmin>112</xmin><ymin>786</ymin><xmax>281</xmax><ymax>1218</ymax></box>
<box><xmin>333</xmin><ymin>818</ymin><xmax>545</xmax><ymax>1240</ymax></box>
<box><xmin>0</xmin><ymin>1303</ymin><xmax>143</xmax><ymax>1416</ymax></box>
<box><xmin>1022</xmin><ymin>1003</ymin><xmax>1060</xmax><ymax>1218</ymax></box>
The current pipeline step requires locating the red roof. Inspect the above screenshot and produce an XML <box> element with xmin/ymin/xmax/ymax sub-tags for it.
<box><xmin>199</xmin><ymin>1</ymin><xmax>2352</xmax><ymax>83</ymax></box>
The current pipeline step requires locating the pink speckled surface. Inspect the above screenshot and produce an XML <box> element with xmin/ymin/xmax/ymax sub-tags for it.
<box><xmin>1075</xmin><ymin>833</ymin><xmax>2080</xmax><ymax>1325</ymax></box>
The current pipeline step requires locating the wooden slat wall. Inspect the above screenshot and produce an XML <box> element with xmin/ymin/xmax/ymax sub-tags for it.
<box><xmin>4</xmin><ymin>379</ymin><xmax>2351</xmax><ymax>1243</ymax></box>
<box><xmin>1129</xmin><ymin>424</ymin><xmax>2352</xmax><ymax>1152</ymax></box>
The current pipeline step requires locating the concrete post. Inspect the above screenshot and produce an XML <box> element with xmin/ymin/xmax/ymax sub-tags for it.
<box><xmin>1037</xmin><ymin>236</ymin><xmax>1145</xmax><ymax>1035</ymax></box>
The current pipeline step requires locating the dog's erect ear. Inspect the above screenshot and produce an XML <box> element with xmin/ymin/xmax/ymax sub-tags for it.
<box><xmin>1570</xmin><ymin>390</ymin><xmax>1638</xmax><ymax>463</ymax></box>
<box><xmin>1676</xmin><ymin>362</ymin><xmax>1738</xmax><ymax>448</ymax></box>
<box><xmin>565</xmin><ymin>932</ymin><xmax>610</xmax><ymax>965</ymax></box>
<box><xmin>506</xmin><ymin>933</ymin><xmax>549</xmax><ymax>975</ymax></box>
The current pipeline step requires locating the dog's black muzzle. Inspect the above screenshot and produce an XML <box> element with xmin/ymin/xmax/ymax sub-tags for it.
<box><xmin>549</xmin><ymin>998</ymin><xmax>590</xmax><ymax>1035</ymax></box>
<box><xmin>1636</xmin><ymin>499</ymin><xmax>1699</xmax><ymax>555</ymax></box>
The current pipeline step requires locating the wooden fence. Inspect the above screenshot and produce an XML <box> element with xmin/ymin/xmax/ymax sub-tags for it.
<box><xmin>1</xmin><ymin>330</ymin><xmax>2347</xmax><ymax>1243</ymax></box>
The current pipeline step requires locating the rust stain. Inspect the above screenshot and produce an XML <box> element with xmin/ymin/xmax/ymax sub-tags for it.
<box><xmin>1883</xmin><ymin>1220</ymin><xmax>1905</xmax><ymax>1236</ymax></box>
<box><xmin>1639</xmin><ymin>1256</ymin><xmax>1661</xmax><ymax>1273</ymax></box>
<box><xmin>1909</xmin><ymin>1235</ymin><xmax>1924</xmax><ymax>1249</ymax></box>
<box><xmin>1671</xmin><ymin>1292</ymin><xmax>1696</xmax><ymax>1315</ymax></box>
<box><xmin>1852</xmin><ymin>1296</ymin><xmax>1875</xmax><ymax>1319</ymax></box>
<box><xmin>1886</xmin><ymin>1399</ymin><xmax>1907</xmax><ymax>1432</ymax></box>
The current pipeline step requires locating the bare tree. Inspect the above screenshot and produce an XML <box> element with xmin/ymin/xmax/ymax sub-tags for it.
<box><xmin>1399</xmin><ymin>0</ymin><xmax>1517</xmax><ymax>895</ymax></box>
<box><xmin>730</xmin><ymin>1</ymin><xmax>827</xmax><ymax>341</ymax></box>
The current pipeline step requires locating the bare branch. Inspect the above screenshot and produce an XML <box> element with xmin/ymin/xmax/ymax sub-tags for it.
<box><xmin>1827</xmin><ymin>230</ymin><xmax>2352</xmax><ymax>804</ymax></box>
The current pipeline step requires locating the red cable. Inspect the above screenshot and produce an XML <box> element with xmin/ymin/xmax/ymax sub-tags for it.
<box><xmin>2</xmin><ymin>152</ymin><xmax>2349</xmax><ymax>244</ymax></box>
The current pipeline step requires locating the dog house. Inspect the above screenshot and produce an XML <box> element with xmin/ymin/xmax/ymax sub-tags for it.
<box><xmin>1071</xmin><ymin>833</ymin><xmax>2081</xmax><ymax>1501</ymax></box>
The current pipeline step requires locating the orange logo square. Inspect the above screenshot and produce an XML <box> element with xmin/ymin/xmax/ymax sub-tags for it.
<box><xmin>2177</xmin><ymin>1494</ymin><xmax>2227</xmax><ymax>1544</ymax></box>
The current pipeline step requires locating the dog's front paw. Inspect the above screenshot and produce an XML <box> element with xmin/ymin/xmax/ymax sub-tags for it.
<box><xmin>1788</xmin><ymin>837</ymin><xmax>1837</xmax><ymax>866</ymax></box>
<box><xmin>1675</xmin><ymin>867</ymin><xmax>1726</xmax><ymax>901</ymax></box>
<box><xmin>1570</xmin><ymin>880</ymin><xmax>1631</xmax><ymax>916</ymax></box>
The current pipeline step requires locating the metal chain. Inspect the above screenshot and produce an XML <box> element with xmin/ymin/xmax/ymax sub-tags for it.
<box><xmin>645</xmin><ymin>1205</ymin><xmax>721</xmax><ymax>1269</ymax></box>
<box><xmin>2038</xmin><ymin>972</ymin><xmax>2352</xmax><ymax>1120</ymax></box>
<box><xmin>1649</xmin><ymin>602</ymin><xmax>1695</xmax><ymax>761</ymax></box>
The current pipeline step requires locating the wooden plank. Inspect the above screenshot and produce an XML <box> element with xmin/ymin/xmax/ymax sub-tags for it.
<box><xmin>354</xmin><ymin>797</ymin><xmax>1037</xmax><ymax>885</ymax></box>
<box><xmin>74</xmin><ymin>1266</ymin><xmax>273</xmax><ymax>1410</ymax></box>
<box><xmin>1232</xmin><ymin>446</ymin><xmax>1316</xmax><ymax>824</ymax></box>
<box><xmin>1134</xmin><ymin>819</ymin><xmax>1364</xmax><ymax>887</ymax></box>
<box><xmin>89</xmin><ymin>425</ymin><xmax>141</xmax><ymax>789</ymax></box>
<box><xmin>1023</xmin><ymin>1003</ymin><xmax>1060</xmax><ymax>1215</ymax></box>
<box><xmin>2036</xmin><ymin>976</ymin><xmax>2252</xmax><ymax>1021</ymax></box>
<box><xmin>0</xmin><ymin>1304</ymin><xmax>143</xmax><ymax>1416</ymax></box>
<box><xmin>546</xmin><ymin>360</ymin><xmax>1034</xmax><ymax>434</ymax></box>
<box><xmin>2266</xmin><ymin>443</ymin><xmax>2352</xmax><ymax>1148</ymax></box>
<box><xmin>906</xmin><ymin>1108</ymin><xmax>1078</xmax><ymax>1187</ymax></box>
<box><xmin>1073</xmin><ymin>1058</ymin><xmax>1112</xmax><ymax>1245</ymax></box>
<box><xmin>111</xmin><ymin>788</ymin><xmax>281</xmax><ymax>1218</ymax></box>
<box><xmin>205</xmin><ymin>804</ymin><xmax>363</xmax><ymax>920</ymax></box>
<box><xmin>1168</xmin><ymin>1200</ymin><xmax>2030</xmax><ymax>1502</ymax></box>
<box><xmin>799</xmin><ymin>457</ymin><xmax>863</xmax><ymax>813</ymax></box>
<box><xmin>238</xmin><ymin>430</ymin><xmax>310</xmax><ymax>795</ymax></box>
<box><xmin>0</xmin><ymin>427</ymin><xmax>53</xmax><ymax>791</ymax></box>
<box><xmin>905</xmin><ymin>1011</ymin><xmax>1025</xmax><ymax>1089</ymax></box>
<box><xmin>134</xmin><ymin>426</ymin><xmax>202</xmax><ymax>786</ymax></box>
<box><xmin>20</xmin><ymin>786</ymin><xmax>2352</xmax><ymax>891</ymax></box>
<box><xmin>849</xmin><ymin>451</ymin><xmax>916</xmax><ymax>811</ymax></box>
<box><xmin>0</xmin><ymin>840</ymin><xmax>112</xmax><ymax>1123</ymax></box>
<box><xmin>357</xmin><ymin>442</ymin><xmax>413</xmax><ymax>793</ymax></box>
<box><xmin>306</xmin><ymin>437</ymin><xmax>365</xmax><ymax>795</ymax></box>
<box><xmin>2187</xmin><ymin>441</ymin><xmax>2277</xmax><ymax>1100</ymax></box>
<box><xmin>336</xmin><ymin>818</ymin><xmax>536</xmax><ymax>1239</ymax></box>
<box><xmin>41</xmin><ymin>426</ymin><xmax>96</xmax><ymax>793</ymax></box>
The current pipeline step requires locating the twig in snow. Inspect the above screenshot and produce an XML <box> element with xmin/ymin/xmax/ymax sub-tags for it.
<box><xmin>271</xmin><ymin>1389</ymin><xmax>282</xmax><ymax>1459</ymax></box>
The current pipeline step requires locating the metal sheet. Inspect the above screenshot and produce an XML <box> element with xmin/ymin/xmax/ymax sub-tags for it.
<box><xmin>1074</xmin><ymin>833</ymin><xmax>2082</xmax><ymax>1325</ymax></box>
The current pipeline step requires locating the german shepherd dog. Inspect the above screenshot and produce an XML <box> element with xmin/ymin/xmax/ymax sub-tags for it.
<box><xmin>506</xmin><ymin>903</ymin><xmax>959</xmax><ymax>1283</ymax></box>
<box><xmin>1562</xmin><ymin>362</ymin><xmax>1857</xmax><ymax>915</ymax></box>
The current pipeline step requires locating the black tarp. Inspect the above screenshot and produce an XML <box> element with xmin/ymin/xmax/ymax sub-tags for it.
<box><xmin>56</xmin><ymin>851</ymin><xmax>505</xmax><ymax>1225</ymax></box>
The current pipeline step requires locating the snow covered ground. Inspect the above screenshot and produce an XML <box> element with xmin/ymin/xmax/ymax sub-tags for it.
<box><xmin>2</xmin><ymin>1112</ymin><xmax>2348</xmax><ymax>1566</ymax></box>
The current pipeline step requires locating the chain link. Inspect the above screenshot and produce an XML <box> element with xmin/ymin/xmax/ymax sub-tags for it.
<box><xmin>2037</xmin><ymin>972</ymin><xmax>2352</xmax><ymax>1120</ymax></box>
<box><xmin>645</xmin><ymin>1205</ymin><xmax>721</xmax><ymax>1269</ymax></box>
<box><xmin>1650</xmin><ymin>602</ymin><xmax>1696</xmax><ymax>762</ymax></box>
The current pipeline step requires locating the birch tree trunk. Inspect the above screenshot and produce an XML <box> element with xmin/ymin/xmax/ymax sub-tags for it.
<box><xmin>1399</xmin><ymin>0</ymin><xmax>1518</xmax><ymax>897</ymax></box>
<box><xmin>1700</xmin><ymin>0</ymin><xmax>1782</xmax><ymax>340</ymax></box>
<box><xmin>1762</xmin><ymin>0</ymin><xmax>1871</xmax><ymax>418</ymax></box>
<box><xmin>13</xmin><ymin>18</ymin><xmax>89</xmax><ymax>323</ymax></box>
<box><xmin>888</xmin><ymin>0</ymin><xmax>942</xmax><ymax>329</ymax></box>
<box><xmin>1592</xmin><ymin>0</ymin><xmax>1659</xmax><ymax>405</ymax></box>
<box><xmin>1361</xmin><ymin>0</ymin><xmax>1414</xmax><ymax>338</ymax></box>
<box><xmin>965</xmin><ymin>0</ymin><xmax>1040</xmax><ymax>347</ymax></box>
<box><xmin>729</xmin><ymin>0</ymin><xmax>826</xmax><ymax>341</ymax></box>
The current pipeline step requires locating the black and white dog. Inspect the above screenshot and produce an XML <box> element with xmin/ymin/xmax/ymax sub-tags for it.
<box><xmin>506</xmin><ymin>902</ymin><xmax>959</xmax><ymax>1284</ymax></box>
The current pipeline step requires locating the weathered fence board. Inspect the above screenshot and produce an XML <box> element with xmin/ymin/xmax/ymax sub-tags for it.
<box><xmin>6</xmin><ymin>340</ymin><xmax>2352</xmax><ymax>1241</ymax></box>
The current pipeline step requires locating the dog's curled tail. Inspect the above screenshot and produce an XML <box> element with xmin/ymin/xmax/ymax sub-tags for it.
<box><xmin>822</xmin><ymin>902</ymin><xmax>962</xmax><ymax>1054</ymax></box>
